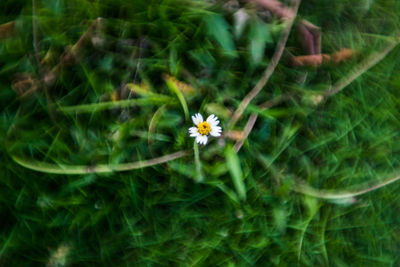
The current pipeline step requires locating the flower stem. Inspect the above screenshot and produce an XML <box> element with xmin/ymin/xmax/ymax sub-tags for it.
<box><xmin>193</xmin><ymin>141</ymin><xmax>204</xmax><ymax>182</ymax></box>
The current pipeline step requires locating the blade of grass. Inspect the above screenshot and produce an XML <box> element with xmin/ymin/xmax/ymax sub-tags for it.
<box><xmin>165</xmin><ymin>75</ymin><xmax>189</xmax><ymax>121</ymax></box>
<box><xmin>294</xmin><ymin>171</ymin><xmax>400</xmax><ymax>200</ymax></box>
<box><xmin>0</xmin><ymin>227</ymin><xmax>15</xmax><ymax>257</ymax></box>
<box><xmin>148</xmin><ymin>104</ymin><xmax>167</xmax><ymax>147</ymax></box>
<box><xmin>57</xmin><ymin>96</ymin><xmax>173</xmax><ymax>114</ymax></box>
<box><xmin>297</xmin><ymin>199</ymin><xmax>321</xmax><ymax>261</ymax></box>
<box><xmin>11</xmin><ymin>150</ymin><xmax>188</xmax><ymax>174</ymax></box>
<box><xmin>208</xmin><ymin>182</ymin><xmax>240</xmax><ymax>204</ymax></box>
<box><xmin>225</xmin><ymin>144</ymin><xmax>246</xmax><ymax>201</ymax></box>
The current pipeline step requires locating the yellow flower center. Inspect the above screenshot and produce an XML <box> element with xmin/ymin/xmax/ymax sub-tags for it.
<box><xmin>197</xmin><ymin>121</ymin><xmax>211</xmax><ymax>135</ymax></box>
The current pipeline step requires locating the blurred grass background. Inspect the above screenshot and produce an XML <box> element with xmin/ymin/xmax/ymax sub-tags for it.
<box><xmin>2</xmin><ymin>0</ymin><xmax>400</xmax><ymax>265</ymax></box>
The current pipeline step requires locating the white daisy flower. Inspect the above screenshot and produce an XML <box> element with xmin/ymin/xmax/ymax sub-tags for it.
<box><xmin>189</xmin><ymin>113</ymin><xmax>222</xmax><ymax>145</ymax></box>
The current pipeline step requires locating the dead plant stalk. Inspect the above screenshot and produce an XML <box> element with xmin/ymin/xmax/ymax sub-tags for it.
<box><xmin>228</xmin><ymin>0</ymin><xmax>301</xmax><ymax>130</ymax></box>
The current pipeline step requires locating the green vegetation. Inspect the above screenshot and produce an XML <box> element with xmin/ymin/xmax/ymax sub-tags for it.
<box><xmin>2</xmin><ymin>0</ymin><xmax>400</xmax><ymax>265</ymax></box>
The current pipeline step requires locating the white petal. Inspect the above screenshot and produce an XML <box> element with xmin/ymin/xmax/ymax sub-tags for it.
<box><xmin>201</xmin><ymin>135</ymin><xmax>208</xmax><ymax>145</ymax></box>
<box><xmin>190</xmin><ymin>132</ymin><xmax>200</xmax><ymax>137</ymax></box>
<box><xmin>192</xmin><ymin>113</ymin><xmax>203</xmax><ymax>125</ymax></box>
<box><xmin>210</xmin><ymin>126</ymin><xmax>222</xmax><ymax>137</ymax></box>
<box><xmin>189</xmin><ymin>127</ymin><xmax>200</xmax><ymax>137</ymax></box>
<box><xmin>196</xmin><ymin>135</ymin><xmax>208</xmax><ymax>145</ymax></box>
<box><xmin>206</xmin><ymin>114</ymin><xmax>220</xmax><ymax>126</ymax></box>
<box><xmin>189</xmin><ymin>127</ymin><xmax>198</xmax><ymax>134</ymax></box>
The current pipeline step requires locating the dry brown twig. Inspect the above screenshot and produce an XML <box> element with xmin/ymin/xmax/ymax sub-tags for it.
<box><xmin>322</xmin><ymin>39</ymin><xmax>400</xmax><ymax>98</ymax></box>
<box><xmin>291</xmin><ymin>48</ymin><xmax>355</xmax><ymax>67</ymax></box>
<box><xmin>32</xmin><ymin>0</ymin><xmax>40</xmax><ymax>65</ymax></box>
<box><xmin>234</xmin><ymin>113</ymin><xmax>258</xmax><ymax>152</ymax></box>
<box><xmin>251</xmin><ymin>0</ymin><xmax>295</xmax><ymax>19</ymax></box>
<box><xmin>233</xmin><ymin>92</ymin><xmax>294</xmax><ymax>151</ymax></box>
<box><xmin>297</xmin><ymin>19</ymin><xmax>321</xmax><ymax>55</ymax></box>
<box><xmin>12</xmin><ymin>150</ymin><xmax>188</xmax><ymax>174</ymax></box>
<box><xmin>11</xmin><ymin>73</ymin><xmax>41</xmax><ymax>98</ymax></box>
<box><xmin>234</xmin><ymin>40</ymin><xmax>398</xmax><ymax>151</ymax></box>
<box><xmin>31</xmin><ymin>0</ymin><xmax>60</xmax><ymax>124</ymax></box>
<box><xmin>0</xmin><ymin>21</ymin><xmax>15</xmax><ymax>39</ymax></box>
<box><xmin>12</xmin><ymin>18</ymin><xmax>104</xmax><ymax>98</ymax></box>
<box><xmin>228</xmin><ymin>0</ymin><xmax>301</xmax><ymax>130</ymax></box>
<box><xmin>232</xmin><ymin>0</ymin><xmax>397</xmax><ymax>152</ymax></box>
<box><xmin>294</xmin><ymin>171</ymin><xmax>400</xmax><ymax>200</ymax></box>
<box><xmin>228</xmin><ymin>0</ymin><xmax>300</xmax><ymax>151</ymax></box>
<box><xmin>250</xmin><ymin>0</ymin><xmax>321</xmax><ymax>56</ymax></box>
<box><xmin>45</xmin><ymin>18</ymin><xmax>104</xmax><ymax>86</ymax></box>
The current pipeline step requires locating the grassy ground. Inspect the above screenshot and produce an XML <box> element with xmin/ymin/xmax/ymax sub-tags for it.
<box><xmin>2</xmin><ymin>0</ymin><xmax>400</xmax><ymax>266</ymax></box>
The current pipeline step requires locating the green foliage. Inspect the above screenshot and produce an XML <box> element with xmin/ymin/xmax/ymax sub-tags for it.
<box><xmin>225</xmin><ymin>144</ymin><xmax>246</xmax><ymax>201</ymax></box>
<box><xmin>1</xmin><ymin>0</ymin><xmax>400</xmax><ymax>266</ymax></box>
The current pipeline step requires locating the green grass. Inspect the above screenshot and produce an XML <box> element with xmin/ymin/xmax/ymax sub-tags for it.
<box><xmin>2</xmin><ymin>0</ymin><xmax>400</xmax><ymax>265</ymax></box>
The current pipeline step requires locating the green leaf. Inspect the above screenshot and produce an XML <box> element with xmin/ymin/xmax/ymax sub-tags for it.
<box><xmin>169</xmin><ymin>46</ymin><xmax>180</xmax><ymax>76</ymax></box>
<box><xmin>249</xmin><ymin>18</ymin><xmax>272</xmax><ymax>65</ymax></box>
<box><xmin>225</xmin><ymin>144</ymin><xmax>246</xmax><ymax>201</ymax></box>
<box><xmin>204</xmin><ymin>14</ymin><xmax>237</xmax><ymax>57</ymax></box>
<box><xmin>165</xmin><ymin>76</ymin><xmax>189</xmax><ymax>120</ymax></box>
